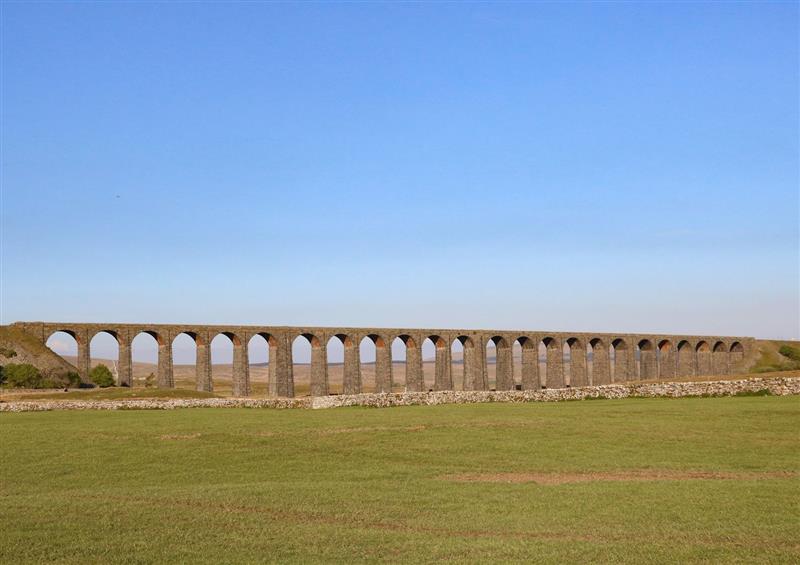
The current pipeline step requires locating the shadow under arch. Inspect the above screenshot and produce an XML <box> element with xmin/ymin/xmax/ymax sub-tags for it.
<box><xmin>657</xmin><ymin>339</ymin><xmax>674</xmax><ymax>380</ymax></box>
<box><xmin>637</xmin><ymin>339</ymin><xmax>656</xmax><ymax>381</ymax></box>
<box><xmin>696</xmin><ymin>341</ymin><xmax>711</xmax><ymax>375</ymax></box>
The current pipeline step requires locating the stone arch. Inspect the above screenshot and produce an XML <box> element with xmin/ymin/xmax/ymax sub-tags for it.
<box><xmin>172</xmin><ymin>331</ymin><xmax>205</xmax><ymax>392</ymax></box>
<box><xmin>589</xmin><ymin>337</ymin><xmax>610</xmax><ymax>385</ymax></box>
<box><xmin>657</xmin><ymin>339</ymin><xmax>674</xmax><ymax>380</ymax></box>
<box><xmin>363</xmin><ymin>334</ymin><xmax>392</xmax><ymax>393</ymax></box>
<box><xmin>46</xmin><ymin>328</ymin><xmax>80</xmax><ymax>349</ymax></box>
<box><xmin>565</xmin><ymin>337</ymin><xmax>587</xmax><ymax>387</ymax></box>
<box><xmin>326</xmin><ymin>335</ymin><xmax>345</xmax><ymax>394</ymax></box>
<box><xmin>88</xmin><ymin>330</ymin><xmax>121</xmax><ymax>386</ymax></box>
<box><xmin>541</xmin><ymin>337</ymin><xmax>564</xmax><ymax>388</ymax></box>
<box><xmin>46</xmin><ymin>329</ymin><xmax>83</xmax><ymax>381</ymax></box>
<box><xmin>515</xmin><ymin>336</ymin><xmax>538</xmax><ymax>390</ymax></box>
<box><xmin>489</xmin><ymin>336</ymin><xmax>513</xmax><ymax>391</ymax></box>
<box><xmin>248</xmin><ymin>332</ymin><xmax>276</xmax><ymax>397</ymax></box>
<box><xmin>210</xmin><ymin>332</ymin><xmax>249</xmax><ymax>396</ymax></box>
<box><xmin>712</xmin><ymin>341</ymin><xmax>728</xmax><ymax>375</ymax></box>
<box><xmin>293</xmin><ymin>333</ymin><xmax>326</xmax><ymax>396</ymax></box>
<box><xmin>394</xmin><ymin>334</ymin><xmax>422</xmax><ymax>392</ymax></box>
<box><xmin>453</xmin><ymin>336</ymin><xmax>481</xmax><ymax>390</ymax></box>
<box><xmin>131</xmin><ymin>330</ymin><xmax>171</xmax><ymax>388</ymax></box>
<box><xmin>611</xmin><ymin>338</ymin><xmax>631</xmax><ymax>382</ymax></box>
<box><xmin>729</xmin><ymin>341</ymin><xmax>744</xmax><ymax>371</ymax></box>
<box><xmin>637</xmin><ymin>339</ymin><xmax>656</xmax><ymax>381</ymax></box>
<box><xmin>696</xmin><ymin>341</ymin><xmax>711</xmax><ymax>375</ymax></box>
<box><xmin>337</xmin><ymin>334</ymin><xmax>361</xmax><ymax>394</ymax></box>
<box><xmin>677</xmin><ymin>340</ymin><xmax>694</xmax><ymax>377</ymax></box>
<box><xmin>426</xmin><ymin>335</ymin><xmax>451</xmax><ymax>391</ymax></box>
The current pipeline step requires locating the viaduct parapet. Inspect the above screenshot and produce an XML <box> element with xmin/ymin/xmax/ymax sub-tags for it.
<box><xmin>11</xmin><ymin>322</ymin><xmax>754</xmax><ymax>397</ymax></box>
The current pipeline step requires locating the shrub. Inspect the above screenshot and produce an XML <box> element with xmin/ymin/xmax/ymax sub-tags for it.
<box><xmin>90</xmin><ymin>364</ymin><xmax>115</xmax><ymax>388</ymax></box>
<box><xmin>0</xmin><ymin>347</ymin><xmax>17</xmax><ymax>359</ymax></box>
<box><xmin>145</xmin><ymin>372</ymin><xmax>156</xmax><ymax>388</ymax></box>
<box><xmin>3</xmin><ymin>363</ymin><xmax>43</xmax><ymax>388</ymax></box>
<box><xmin>778</xmin><ymin>345</ymin><xmax>800</xmax><ymax>363</ymax></box>
<box><xmin>65</xmin><ymin>371</ymin><xmax>82</xmax><ymax>388</ymax></box>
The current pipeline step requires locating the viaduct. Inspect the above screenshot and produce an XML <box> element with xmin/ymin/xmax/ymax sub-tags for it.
<box><xmin>13</xmin><ymin>322</ymin><xmax>754</xmax><ymax>397</ymax></box>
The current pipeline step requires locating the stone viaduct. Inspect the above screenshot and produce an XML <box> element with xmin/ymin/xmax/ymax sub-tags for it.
<box><xmin>12</xmin><ymin>322</ymin><xmax>753</xmax><ymax>397</ymax></box>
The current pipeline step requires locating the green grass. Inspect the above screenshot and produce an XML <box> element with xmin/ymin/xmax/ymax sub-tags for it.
<box><xmin>1</xmin><ymin>397</ymin><xmax>798</xmax><ymax>564</ymax></box>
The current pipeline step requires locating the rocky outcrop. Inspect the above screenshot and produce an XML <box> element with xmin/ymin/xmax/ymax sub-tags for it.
<box><xmin>1</xmin><ymin>377</ymin><xmax>797</xmax><ymax>412</ymax></box>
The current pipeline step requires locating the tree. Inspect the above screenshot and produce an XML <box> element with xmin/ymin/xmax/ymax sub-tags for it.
<box><xmin>90</xmin><ymin>364</ymin><xmax>115</xmax><ymax>388</ymax></box>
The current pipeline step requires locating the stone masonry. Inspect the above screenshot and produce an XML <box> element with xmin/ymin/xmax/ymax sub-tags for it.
<box><xmin>11</xmin><ymin>322</ymin><xmax>754</xmax><ymax>398</ymax></box>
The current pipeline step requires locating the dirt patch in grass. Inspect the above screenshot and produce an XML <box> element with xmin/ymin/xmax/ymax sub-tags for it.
<box><xmin>442</xmin><ymin>470</ymin><xmax>798</xmax><ymax>485</ymax></box>
<box><xmin>158</xmin><ymin>433</ymin><xmax>202</xmax><ymax>440</ymax></box>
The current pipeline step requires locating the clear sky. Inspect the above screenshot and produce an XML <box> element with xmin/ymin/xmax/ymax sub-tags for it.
<box><xmin>1</xmin><ymin>2</ymin><xmax>798</xmax><ymax>364</ymax></box>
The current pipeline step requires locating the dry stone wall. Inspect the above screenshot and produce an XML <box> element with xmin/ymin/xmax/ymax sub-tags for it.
<box><xmin>1</xmin><ymin>377</ymin><xmax>796</xmax><ymax>412</ymax></box>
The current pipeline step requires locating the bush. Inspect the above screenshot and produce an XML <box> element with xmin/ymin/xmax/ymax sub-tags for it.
<box><xmin>145</xmin><ymin>372</ymin><xmax>156</xmax><ymax>388</ymax></box>
<box><xmin>0</xmin><ymin>347</ymin><xmax>17</xmax><ymax>359</ymax></box>
<box><xmin>778</xmin><ymin>345</ymin><xmax>800</xmax><ymax>363</ymax></box>
<box><xmin>66</xmin><ymin>371</ymin><xmax>82</xmax><ymax>388</ymax></box>
<box><xmin>3</xmin><ymin>363</ymin><xmax>43</xmax><ymax>388</ymax></box>
<box><xmin>90</xmin><ymin>364</ymin><xmax>115</xmax><ymax>388</ymax></box>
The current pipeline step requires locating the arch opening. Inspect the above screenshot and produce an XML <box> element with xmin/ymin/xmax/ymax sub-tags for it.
<box><xmin>131</xmin><ymin>331</ymin><xmax>164</xmax><ymax>387</ymax></box>
<box><xmin>677</xmin><ymin>340</ymin><xmax>694</xmax><ymax>377</ymax></box>
<box><xmin>657</xmin><ymin>339</ymin><xmax>674</xmax><ymax>381</ymax></box>
<box><xmin>424</xmin><ymin>336</ymin><xmax>448</xmax><ymax>391</ymax></box>
<box><xmin>729</xmin><ymin>341</ymin><xmax>744</xmax><ymax>372</ymax></box>
<box><xmin>171</xmin><ymin>332</ymin><xmax>200</xmax><ymax>391</ymax></box>
<box><xmin>293</xmin><ymin>334</ymin><xmax>324</xmax><ymax>396</ymax></box>
<box><xmin>611</xmin><ymin>339</ymin><xmax>630</xmax><ymax>383</ymax></box>
<box><xmin>210</xmin><ymin>333</ymin><xmax>237</xmax><ymax>394</ymax></box>
<box><xmin>326</xmin><ymin>336</ymin><xmax>345</xmax><ymax>394</ymax></box>
<box><xmin>488</xmin><ymin>336</ymin><xmax>512</xmax><ymax>391</ymax></box>
<box><xmin>636</xmin><ymin>339</ymin><xmax>656</xmax><ymax>381</ymax></box>
<box><xmin>696</xmin><ymin>341</ymin><xmax>711</xmax><ymax>375</ymax></box>
<box><xmin>89</xmin><ymin>331</ymin><xmax>120</xmax><ymax>386</ymax></box>
<box><xmin>712</xmin><ymin>341</ymin><xmax>728</xmax><ymax>375</ymax></box>
<box><xmin>46</xmin><ymin>330</ymin><xmax>79</xmax><ymax>366</ymax></box>
<box><xmin>248</xmin><ymin>333</ymin><xmax>274</xmax><ymax>397</ymax></box>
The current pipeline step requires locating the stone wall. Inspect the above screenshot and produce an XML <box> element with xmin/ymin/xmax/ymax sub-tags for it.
<box><xmin>2</xmin><ymin>377</ymin><xmax>795</xmax><ymax>412</ymax></box>
<box><xmin>10</xmin><ymin>321</ymin><xmax>756</xmax><ymax>398</ymax></box>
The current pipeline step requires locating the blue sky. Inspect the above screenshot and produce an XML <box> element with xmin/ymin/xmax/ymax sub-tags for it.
<box><xmin>1</xmin><ymin>2</ymin><xmax>798</xmax><ymax>362</ymax></box>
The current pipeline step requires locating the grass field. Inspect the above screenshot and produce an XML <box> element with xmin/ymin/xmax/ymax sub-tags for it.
<box><xmin>1</xmin><ymin>396</ymin><xmax>799</xmax><ymax>563</ymax></box>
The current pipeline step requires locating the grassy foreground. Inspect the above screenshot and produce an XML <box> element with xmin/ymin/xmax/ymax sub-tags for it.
<box><xmin>1</xmin><ymin>397</ymin><xmax>798</xmax><ymax>564</ymax></box>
